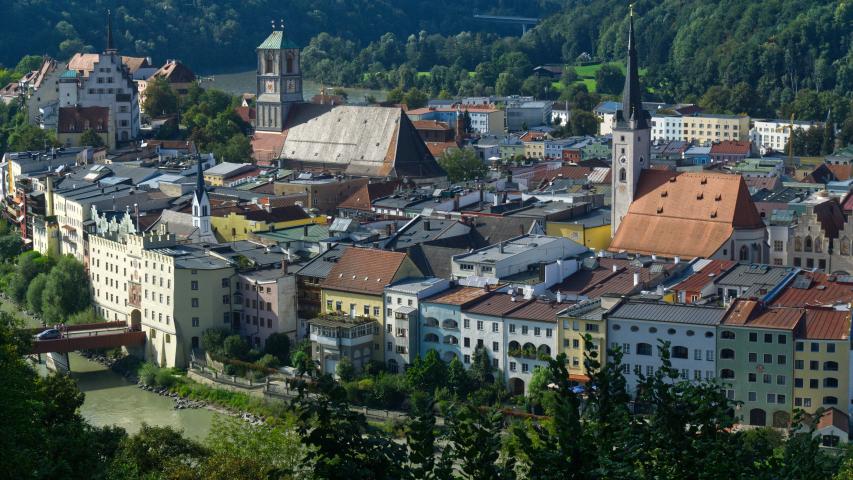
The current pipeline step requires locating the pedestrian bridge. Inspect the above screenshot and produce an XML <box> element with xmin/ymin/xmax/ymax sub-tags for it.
<box><xmin>28</xmin><ymin>321</ymin><xmax>146</xmax><ymax>355</ymax></box>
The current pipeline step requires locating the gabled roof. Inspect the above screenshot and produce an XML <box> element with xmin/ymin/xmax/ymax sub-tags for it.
<box><xmin>722</xmin><ymin>300</ymin><xmax>803</xmax><ymax>331</ymax></box>
<box><xmin>150</xmin><ymin>60</ymin><xmax>195</xmax><ymax>83</ymax></box>
<box><xmin>816</xmin><ymin>407</ymin><xmax>850</xmax><ymax>434</ymax></box>
<box><xmin>465</xmin><ymin>294</ymin><xmax>562</xmax><ymax>323</ymax></box>
<box><xmin>338</xmin><ymin>181</ymin><xmax>400</xmax><ymax>212</ymax></box>
<box><xmin>58</xmin><ymin>106</ymin><xmax>110</xmax><ymax>134</ymax></box>
<box><xmin>610</xmin><ymin>170</ymin><xmax>764</xmax><ymax>258</ymax></box>
<box><xmin>68</xmin><ymin>53</ymin><xmax>101</xmax><ymax>75</ymax></box>
<box><xmin>279</xmin><ymin>105</ymin><xmax>444</xmax><ymax>179</ymax></box>
<box><xmin>121</xmin><ymin>56</ymin><xmax>151</xmax><ymax>73</ymax></box>
<box><xmin>770</xmin><ymin>272</ymin><xmax>853</xmax><ymax>308</ymax></box>
<box><xmin>802</xmin><ymin>309</ymin><xmax>850</xmax><ymax>340</ymax></box>
<box><xmin>709</xmin><ymin>141</ymin><xmax>751</xmax><ymax>155</ymax></box>
<box><xmin>321</xmin><ymin>247</ymin><xmax>414</xmax><ymax>295</ymax></box>
<box><xmin>608</xmin><ymin>300</ymin><xmax>727</xmax><ymax>326</ymax></box>
<box><xmin>672</xmin><ymin>259</ymin><xmax>737</xmax><ymax>293</ymax></box>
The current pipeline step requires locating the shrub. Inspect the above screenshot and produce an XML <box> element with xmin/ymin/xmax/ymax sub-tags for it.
<box><xmin>201</xmin><ymin>328</ymin><xmax>230</xmax><ymax>354</ymax></box>
<box><xmin>223</xmin><ymin>335</ymin><xmax>250</xmax><ymax>360</ymax></box>
<box><xmin>139</xmin><ymin>362</ymin><xmax>158</xmax><ymax>385</ymax></box>
<box><xmin>154</xmin><ymin>368</ymin><xmax>176</xmax><ymax>388</ymax></box>
<box><xmin>256</xmin><ymin>354</ymin><xmax>280</xmax><ymax>370</ymax></box>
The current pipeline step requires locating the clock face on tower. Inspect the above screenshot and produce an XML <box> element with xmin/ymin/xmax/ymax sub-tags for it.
<box><xmin>265</xmin><ymin>80</ymin><xmax>275</xmax><ymax>93</ymax></box>
<box><xmin>286</xmin><ymin>79</ymin><xmax>297</xmax><ymax>93</ymax></box>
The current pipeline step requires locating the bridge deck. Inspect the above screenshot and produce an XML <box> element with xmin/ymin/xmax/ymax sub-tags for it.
<box><xmin>28</xmin><ymin>322</ymin><xmax>145</xmax><ymax>354</ymax></box>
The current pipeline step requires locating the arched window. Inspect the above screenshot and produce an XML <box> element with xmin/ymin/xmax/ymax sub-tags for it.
<box><xmin>619</xmin><ymin>167</ymin><xmax>627</xmax><ymax>182</ymax></box>
<box><xmin>739</xmin><ymin>245</ymin><xmax>749</xmax><ymax>261</ymax></box>
<box><xmin>824</xmin><ymin>361</ymin><xmax>839</xmax><ymax>371</ymax></box>
<box><xmin>636</xmin><ymin>342</ymin><xmax>652</xmax><ymax>356</ymax></box>
<box><xmin>538</xmin><ymin>344</ymin><xmax>551</xmax><ymax>356</ymax></box>
<box><xmin>286</xmin><ymin>53</ymin><xmax>294</xmax><ymax>73</ymax></box>
<box><xmin>424</xmin><ymin>333</ymin><xmax>439</xmax><ymax>343</ymax></box>
<box><xmin>672</xmin><ymin>346</ymin><xmax>688</xmax><ymax>359</ymax></box>
<box><xmin>508</xmin><ymin>341</ymin><xmax>520</xmax><ymax>352</ymax></box>
<box><xmin>720</xmin><ymin>348</ymin><xmax>735</xmax><ymax>359</ymax></box>
<box><xmin>815</xmin><ymin>237</ymin><xmax>823</xmax><ymax>253</ymax></box>
<box><xmin>721</xmin><ymin>330</ymin><xmax>736</xmax><ymax>340</ymax></box>
<box><xmin>823</xmin><ymin>396</ymin><xmax>839</xmax><ymax>405</ymax></box>
<box><xmin>443</xmin><ymin>335</ymin><xmax>459</xmax><ymax>345</ymax></box>
<box><xmin>424</xmin><ymin>317</ymin><xmax>439</xmax><ymax>327</ymax></box>
<box><xmin>824</xmin><ymin>377</ymin><xmax>839</xmax><ymax>388</ymax></box>
<box><xmin>794</xmin><ymin>237</ymin><xmax>802</xmax><ymax>252</ymax></box>
<box><xmin>441</xmin><ymin>319</ymin><xmax>458</xmax><ymax>330</ymax></box>
<box><xmin>842</xmin><ymin>237</ymin><xmax>850</xmax><ymax>256</ymax></box>
<box><xmin>804</xmin><ymin>236</ymin><xmax>813</xmax><ymax>252</ymax></box>
<box><xmin>720</xmin><ymin>369</ymin><xmax>735</xmax><ymax>379</ymax></box>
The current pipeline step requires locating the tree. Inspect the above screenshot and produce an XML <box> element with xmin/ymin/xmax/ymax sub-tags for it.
<box><xmin>569</xmin><ymin>110</ymin><xmax>599</xmax><ymax>136</ymax></box>
<box><xmin>521</xmin><ymin>75</ymin><xmax>554</xmax><ymax>99</ymax></box>
<box><xmin>142</xmin><ymin>77</ymin><xmax>180</xmax><ymax>117</ymax></box>
<box><xmin>40</xmin><ymin>255</ymin><xmax>90</xmax><ymax>325</ymax></box>
<box><xmin>79</xmin><ymin>129</ymin><xmax>105</xmax><ymax>148</ymax></box>
<box><xmin>595</xmin><ymin>64</ymin><xmax>625</xmax><ymax>95</ymax></box>
<box><xmin>561</xmin><ymin>67</ymin><xmax>578</xmax><ymax>85</ymax></box>
<box><xmin>201</xmin><ymin>415</ymin><xmax>309</xmax><ymax>479</ymax></box>
<box><xmin>291</xmin><ymin>340</ymin><xmax>315</xmax><ymax>377</ymax></box>
<box><xmin>403</xmin><ymin>87</ymin><xmax>428</xmax><ymax>109</ymax></box>
<box><xmin>7</xmin><ymin>124</ymin><xmax>57</xmax><ymax>152</ymax></box>
<box><xmin>263</xmin><ymin>332</ymin><xmax>290</xmax><ymax>364</ymax></box>
<box><xmin>109</xmin><ymin>424</ymin><xmax>207</xmax><ymax>477</ymax></box>
<box><xmin>495</xmin><ymin>72</ymin><xmax>522</xmax><ymax>97</ymax></box>
<box><xmin>526</xmin><ymin>365</ymin><xmax>555</xmax><ymax>413</ymax></box>
<box><xmin>437</xmin><ymin>148</ymin><xmax>487</xmax><ymax>183</ymax></box>
<box><xmin>405</xmin><ymin>349</ymin><xmax>447</xmax><ymax>394</ymax></box>
<box><xmin>201</xmin><ymin>328</ymin><xmax>230</xmax><ymax>355</ymax></box>
<box><xmin>446</xmin><ymin>355</ymin><xmax>468</xmax><ymax>398</ymax></box>
<box><xmin>336</xmin><ymin>355</ymin><xmax>355</xmax><ymax>382</ymax></box>
<box><xmin>222</xmin><ymin>335</ymin><xmax>250</xmax><ymax>360</ymax></box>
<box><xmin>26</xmin><ymin>272</ymin><xmax>48</xmax><ymax>314</ymax></box>
<box><xmin>404</xmin><ymin>397</ymin><xmax>450</xmax><ymax>480</ymax></box>
<box><xmin>0</xmin><ymin>235</ymin><xmax>21</xmax><ymax>262</ymax></box>
<box><xmin>446</xmin><ymin>404</ymin><xmax>507</xmax><ymax>479</ymax></box>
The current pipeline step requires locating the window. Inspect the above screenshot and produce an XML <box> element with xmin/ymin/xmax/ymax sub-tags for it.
<box><xmin>748</xmin><ymin>392</ymin><xmax>757</xmax><ymax>402</ymax></box>
<box><xmin>763</xmin><ymin>374</ymin><xmax>771</xmax><ymax>384</ymax></box>
<box><xmin>824</xmin><ymin>361</ymin><xmax>839</xmax><ymax>371</ymax></box>
<box><xmin>509</xmin><ymin>362</ymin><xmax>516</xmax><ymax>372</ymax></box>
<box><xmin>522</xmin><ymin>326</ymin><xmax>529</xmax><ymax>335</ymax></box>
<box><xmin>191</xmin><ymin>298</ymin><xmax>199</xmax><ymax>307</ymax></box>
<box><xmin>720</xmin><ymin>369</ymin><xmax>735</xmax><ymax>379</ymax></box>
<box><xmin>777</xmin><ymin>335</ymin><xmax>786</xmax><ymax>344</ymax></box>
<box><xmin>586</xmin><ymin>323</ymin><xmax>600</xmax><ymax>333</ymax></box>
<box><xmin>637</xmin><ymin>343</ymin><xmax>652</xmax><ymax>356</ymax></box>
<box><xmin>464</xmin><ymin>319</ymin><xmax>470</xmax><ymax>329</ymax></box>
<box><xmin>721</xmin><ymin>330</ymin><xmax>735</xmax><ymax>340</ymax></box>
<box><xmin>192</xmin><ymin>317</ymin><xmax>199</xmax><ymax>327</ymax></box>
<box><xmin>764</xmin><ymin>334</ymin><xmax>772</xmax><ymax>343</ymax></box>
<box><xmin>364</xmin><ymin>305</ymin><xmax>370</xmax><ymax>315</ymax></box>
<box><xmin>827</xmin><ymin>343</ymin><xmax>836</xmax><ymax>353</ymax></box>
<box><xmin>165</xmin><ymin>334</ymin><xmax>171</xmax><ymax>344</ymax></box>
<box><xmin>534</xmin><ymin>327</ymin><xmax>541</xmax><ymax>336</ymax></box>
<box><xmin>546</xmin><ymin>328</ymin><xmax>552</xmax><ymax>338</ymax></box>
<box><xmin>777</xmin><ymin>375</ymin><xmax>786</xmax><ymax>385</ymax></box>
<box><xmin>810</xmin><ymin>361</ymin><xmax>820</xmax><ymax>370</ymax></box>
<box><xmin>749</xmin><ymin>332</ymin><xmax>757</xmax><ymax>342</ymax></box>
<box><xmin>522</xmin><ymin>363</ymin><xmax>529</xmax><ymax>373</ymax></box>
<box><xmin>463</xmin><ymin>338</ymin><xmax>470</xmax><ymax>348</ymax></box>
<box><xmin>824</xmin><ymin>378</ymin><xmax>839</xmax><ymax>388</ymax></box>
<box><xmin>795</xmin><ymin>378</ymin><xmax>803</xmax><ymax>388</ymax></box>
<box><xmin>795</xmin><ymin>359</ymin><xmax>804</xmax><ymax>369</ymax></box>
<box><xmin>811</xmin><ymin>342</ymin><xmax>819</xmax><ymax>352</ymax></box>
<box><xmin>748</xmin><ymin>352</ymin><xmax>757</xmax><ymax>363</ymax></box>
<box><xmin>509</xmin><ymin>324</ymin><xmax>516</xmax><ymax>333</ymax></box>
<box><xmin>810</xmin><ymin>379</ymin><xmax>819</xmax><ymax>389</ymax></box>
<box><xmin>706</xmin><ymin>350</ymin><xmax>714</xmax><ymax>361</ymax></box>
<box><xmin>221</xmin><ymin>278</ymin><xmax>229</xmax><ymax>288</ymax></box>
<box><xmin>492</xmin><ymin>323</ymin><xmax>499</xmax><ymax>333</ymax></box>
<box><xmin>748</xmin><ymin>373</ymin><xmax>756</xmax><ymax>382</ymax></box>
<box><xmin>767</xmin><ymin>393</ymin><xmax>776</xmax><ymax>404</ymax></box>
<box><xmin>492</xmin><ymin>342</ymin><xmax>499</xmax><ymax>352</ymax></box>
<box><xmin>763</xmin><ymin>354</ymin><xmax>772</xmax><ymax>364</ymax></box>
<box><xmin>464</xmin><ymin>355</ymin><xmax>470</xmax><ymax>364</ymax></box>
<box><xmin>823</xmin><ymin>396</ymin><xmax>839</xmax><ymax>405</ymax></box>
<box><xmin>720</xmin><ymin>349</ymin><xmax>735</xmax><ymax>360</ymax></box>
<box><xmin>777</xmin><ymin>355</ymin><xmax>786</xmax><ymax>365</ymax></box>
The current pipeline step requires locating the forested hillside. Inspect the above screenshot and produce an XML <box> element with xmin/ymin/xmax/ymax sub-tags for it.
<box><xmin>0</xmin><ymin>0</ymin><xmax>557</xmax><ymax>72</ymax></box>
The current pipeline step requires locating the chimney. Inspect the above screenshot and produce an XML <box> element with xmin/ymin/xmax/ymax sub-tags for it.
<box><xmin>612</xmin><ymin>264</ymin><xmax>618</xmax><ymax>272</ymax></box>
<box><xmin>633</xmin><ymin>272</ymin><xmax>640</xmax><ymax>287</ymax></box>
<box><xmin>651</xmin><ymin>254</ymin><xmax>657</xmax><ymax>261</ymax></box>
<box><xmin>674</xmin><ymin>256</ymin><xmax>680</xmax><ymax>264</ymax></box>
<box><xmin>499</xmin><ymin>241</ymin><xmax>504</xmax><ymax>254</ymax></box>
<box><xmin>424</xmin><ymin>219</ymin><xmax>431</xmax><ymax>231</ymax></box>
<box><xmin>484</xmin><ymin>283</ymin><xmax>490</xmax><ymax>292</ymax></box>
<box><xmin>556</xmin><ymin>290</ymin><xmax>563</xmax><ymax>303</ymax></box>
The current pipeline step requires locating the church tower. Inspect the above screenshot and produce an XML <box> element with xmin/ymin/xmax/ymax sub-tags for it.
<box><xmin>255</xmin><ymin>23</ymin><xmax>303</xmax><ymax>132</ymax></box>
<box><xmin>611</xmin><ymin>7</ymin><xmax>651</xmax><ymax>237</ymax></box>
<box><xmin>192</xmin><ymin>159</ymin><xmax>211</xmax><ymax>237</ymax></box>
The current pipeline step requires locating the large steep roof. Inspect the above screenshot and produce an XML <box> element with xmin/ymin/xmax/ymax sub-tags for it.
<box><xmin>610</xmin><ymin>170</ymin><xmax>764</xmax><ymax>258</ymax></box>
<box><xmin>279</xmin><ymin>105</ymin><xmax>444</xmax><ymax>179</ymax></box>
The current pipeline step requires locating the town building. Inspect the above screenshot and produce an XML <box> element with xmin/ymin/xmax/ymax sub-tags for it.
<box><xmin>793</xmin><ymin>309</ymin><xmax>850</xmax><ymax>416</ymax></box>
<box><xmin>419</xmin><ymin>286</ymin><xmax>492</xmax><ymax>364</ymax></box>
<box><xmin>59</xmin><ymin>12</ymin><xmax>140</xmax><ymax>144</ymax></box>
<box><xmin>709</xmin><ymin>141</ymin><xmax>752</xmax><ymax>164</ymax></box>
<box><xmin>137</xmin><ymin>60</ymin><xmax>196</xmax><ymax>112</ymax></box>
<box><xmin>383</xmin><ymin>278</ymin><xmax>451</xmax><ymax>372</ymax></box>
<box><xmin>557</xmin><ymin>295</ymin><xmax>621</xmax><ymax>379</ymax></box>
<box><xmin>57</xmin><ymin>106</ymin><xmax>114</xmax><ymax>150</ymax></box>
<box><xmin>506</xmin><ymin>100</ymin><xmax>552</xmax><ymax>132</ymax></box>
<box><xmin>752</xmin><ymin>119</ymin><xmax>817</xmax><ymax>154</ymax></box>
<box><xmin>606</xmin><ymin>300</ymin><xmax>726</xmax><ymax>394</ymax></box>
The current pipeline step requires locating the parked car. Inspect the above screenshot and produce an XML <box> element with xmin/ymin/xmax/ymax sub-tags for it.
<box><xmin>36</xmin><ymin>329</ymin><xmax>61</xmax><ymax>340</ymax></box>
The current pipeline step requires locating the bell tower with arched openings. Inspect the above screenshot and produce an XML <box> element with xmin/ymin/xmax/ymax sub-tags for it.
<box><xmin>611</xmin><ymin>5</ymin><xmax>651</xmax><ymax>237</ymax></box>
<box><xmin>255</xmin><ymin>20</ymin><xmax>303</xmax><ymax>132</ymax></box>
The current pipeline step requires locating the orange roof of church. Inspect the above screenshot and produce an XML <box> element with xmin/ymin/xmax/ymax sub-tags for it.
<box><xmin>610</xmin><ymin>170</ymin><xmax>764</xmax><ymax>258</ymax></box>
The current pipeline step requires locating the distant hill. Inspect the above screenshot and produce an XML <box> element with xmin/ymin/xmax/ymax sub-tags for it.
<box><xmin>0</xmin><ymin>0</ymin><xmax>560</xmax><ymax>71</ymax></box>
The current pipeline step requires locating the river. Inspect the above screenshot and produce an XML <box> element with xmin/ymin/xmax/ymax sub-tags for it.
<box><xmin>203</xmin><ymin>70</ymin><xmax>387</xmax><ymax>103</ymax></box>
<box><xmin>20</xmin><ymin>304</ymin><xmax>217</xmax><ymax>440</ymax></box>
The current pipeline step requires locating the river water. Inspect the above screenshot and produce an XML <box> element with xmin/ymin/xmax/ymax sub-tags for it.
<box><xmin>21</xmin><ymin>306</ymin><xmax>217</xmax><ymax>440</ymax></box>
<box><xmin>204</xmin><ymin>70</ymin><xmax>387</xmax><ymax>103</ymax></box>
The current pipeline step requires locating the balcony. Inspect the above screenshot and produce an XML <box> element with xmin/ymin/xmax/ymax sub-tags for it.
<box><xmin>309</xmin><ymin>314</ymin><xmax>378</xmax><ymax>348</ymax></box>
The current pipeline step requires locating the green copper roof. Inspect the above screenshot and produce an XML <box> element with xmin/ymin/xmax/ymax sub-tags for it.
<box><xmin>257</xmin><ymin>30</ymin><xmax>299</xmax><ymax>50</ymax></box>
<box><xmin>60</xmin><ymin>70</ymin><xmax>79</xmax><ymax>78</ymax></box>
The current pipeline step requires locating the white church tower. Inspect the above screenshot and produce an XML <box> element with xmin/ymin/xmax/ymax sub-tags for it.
<box><xmin>192</xmin><ymin>159</ymin><xmax>211</xmax><ymax>236</ymax></box>
<box><xmin>611</xmin><ymin>7</ymin><xmax>651</xmax><ymax>237</ymax></box>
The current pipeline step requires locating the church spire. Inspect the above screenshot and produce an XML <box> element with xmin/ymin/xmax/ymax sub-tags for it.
<box><xmin>106</xmin><ymin>9</ymin><xmax>116</xmax><ymax>53</ymax></box>
<box><xmin>194</xmin><ymin>158</ymin><xmax>206</xmax><ymax>201</ymax></box>
<box><xmin>620</xmin><ymin>4</ymin><xmax>647</xmax><ymax>129</ymax></box>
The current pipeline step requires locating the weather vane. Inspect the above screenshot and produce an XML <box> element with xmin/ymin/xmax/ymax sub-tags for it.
<box><xmin>279</xmin><ymin>18</ymin><xmax>285</xmax><ymax>30</ymax></box>
<box><xmin>270</xmin><ymin>20</ymin><xmax>275</xmax><ymax>31</ymax></box>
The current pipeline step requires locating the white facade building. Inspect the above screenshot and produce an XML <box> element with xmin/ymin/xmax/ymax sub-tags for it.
<box><xmin>651</xmin><ymin>114</ymin><xmax>683</xmax><ymax>142</ymax></box>
<box><xmin>383</xmin><ymin>277</ymin><xmax>450</xmax><ymax>371</ymax></box>
<box><xmin>752</xmin><ymin>119</ymin><xmax>817</xmax><ymax>154</ymax></box>
<box><xmin>606</xmin><ymin>301</ymin><xmax>726</xmax><ymax>393</ymax></box>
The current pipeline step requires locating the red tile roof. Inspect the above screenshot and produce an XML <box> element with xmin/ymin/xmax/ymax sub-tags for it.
<box><xmin>770</xmin><ymin>272</ymin><xmax>853</xmax><ymax>308</ymax></box>
<box><xmin>550</xmin><ymin>258</ymin><xmax>678</xmax><ymax>299</ymax></box>
<box><xmin>465</xmin><ymin>294</ymin><xmax>562</xmax><ymax>322</ymax></box>
<box><xmin>520</xmin><ymin>132</ymin><xmax>546</xmax><ymax>142</ymax></box>
<box><xmin>842</xmin><ymin>192</ymin><xmax>853</xmax><ymax>213</ymax></box>
<box><xmin>710</xmin><ymin>141</ymin><xmax>751</xmax><ymax>155</ymax></box>
<box><xmin>802</xmin><ymin>308</ymin><xmax>850</xmax><ymax>340</ymax></box>
<box><xmin>321</xmin><ymin>247</ymin><xmax>413</xmax><ymax>295</ymax></box>
<box><xmin>235</xmin><ymin>106</ymin><xmax>256</xmax><ymax>124</ymax></box>
<box><xmin>817</xmin><ymin>407</ymin><xmax>850</xmax><ymax>434</ymax></box>
<box><xmin>827</xmin><ymin>164</ymin><xmax>853</xmax><ymax>181</ymax></box>
<box><xmin>744</xmin><ymin>176</ymin><xmax>781</xmax><ymax>192</ymax></box>
<box><xmin>426</xmin><ymin>141</ymin><xmax>459</xmax><ymax>158</ymax></box>
<box><xmin>610</xmin><ymin>170</ymin><xmax>764</xmax><ymax>258</ymax></box>
<box><xmin>338</xmin><ymin>181</ymin><xmax>400</xmax><ymax>212</ymax></box>
<box><xmin>150</xmin><ymin>60</ymin><xmax>195</xmax><ymax>83</ymax></box>
<box><xmin>413</xmin><ymin>120</ymin><xmax>451</xmax><ymax>131</ymax></box>
<box><xmin>58</xmin><ymin>106</ymin><xmax>110</xmax><ymax>134</ymax></box>
<box><xmin>672</xmin><ymin>260</ymin><xmax>737</xmax><ymax>294</ymax></box>
<box><xmin>722</xmin><ymin>300</ymin><xmax>804</xmax><ymax>330</ymax></box>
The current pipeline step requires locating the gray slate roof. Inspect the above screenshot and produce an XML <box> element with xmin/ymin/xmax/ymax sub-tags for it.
<box><xmin>608</xmin><ymin>301</ymin><xmax>726</xmax><ymax>326</ymax></box>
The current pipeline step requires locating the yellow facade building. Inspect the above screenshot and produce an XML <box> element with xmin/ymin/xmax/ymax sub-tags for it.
<box><xmin>557</xmin><ymin>296</ymin><xmax>622</xmax><ymax>379</ymax></box>
<box><xmin>680</xmin><ymin>114</ymin><xmax>750</xmax><ymax>145</ymax></box>
<box><xmin>317</xmin><ymin>248</ymin><xmax>423</xmax><ymax>367</ymax></box>
<box><xmin>547</xmin><ymin>220</ymin><xmax>611</xmax><ymax>251</ymax></box>
<box><xmin>209</xmin><ymin>205</ymin><xmax>322</xmax><ymax>242</ymax></box>
<box><xmin>793</xmin><ymin>310</ymin><xmax>851</xmax><ymax>414</ymax></box>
